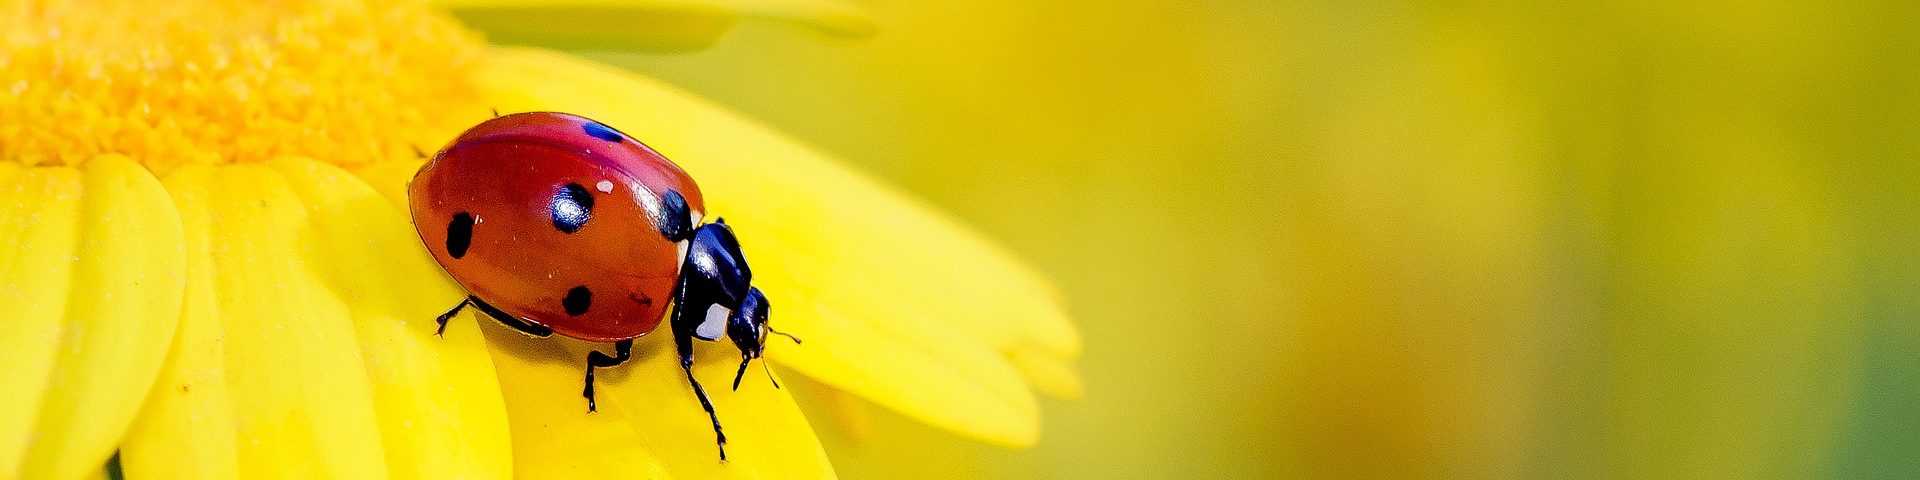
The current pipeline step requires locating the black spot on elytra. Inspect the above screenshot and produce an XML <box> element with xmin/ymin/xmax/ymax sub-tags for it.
<box><xmin>550</xmin><ymin>183</ymin><xmax>594</xmax><ymax>233</ymax></box>
<box><xmin>563</xmin><ymin>286</ymin><xmax>592</xmax><ymax>316</ymax></box>
<box><xmin>582</xmin><ymin>121</ymin><xmax>624</xmax><ymax>142</ymax></box>
<box><xmin>657</xmin><ymin>189</ymin><xmax>691</xmax><ymax>240</ymax></box>
<box><xmin>446</xmin><ymin>212</ymin><xmax>474</xmax><ymax>259</ymax></box>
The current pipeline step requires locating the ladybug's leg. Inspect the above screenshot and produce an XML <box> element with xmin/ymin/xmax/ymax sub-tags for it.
<box><xmin>668</xmin><ymin>222</ymin><xmax>762</xmax><ymax>461</ymax></box>
<box><xmin>676</xmin><ymin>328</ymin><xmax>728</xmax><ymax>461</ymax></box>
<box><xmin>581</xmin><ymin>339</ymin><xmax>633</xmax><ymax>412</ymax></box>
<box><xmin>433</xmin><ymin>298</ymin><xmax>470</xmax><ymax>337</ymax></box>
<box><xmin>670</xmin><ymin>272</ymin><xmax>730</xmax><ymax>460</ymax></box>
<box><xmin>467</xmin><ymin>296</ymin><xmax>555</xmax><ymax>338</ymax></box>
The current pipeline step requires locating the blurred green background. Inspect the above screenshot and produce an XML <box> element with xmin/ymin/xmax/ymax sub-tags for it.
<box><xmin>546</xmin><ymin>1</ymin><xmax>1914</xmax><ymax>478</ymax></box>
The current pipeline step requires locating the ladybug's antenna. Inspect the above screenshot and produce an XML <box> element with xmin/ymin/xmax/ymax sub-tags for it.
<box><xmin>730</xmin><ymin>357</ymin><xmax>784</xmax><ymax>391</ymax></box>
<box><xmin>766</xmin><ymin>326</ymin><xmax>802</xmax><ymax>344</ymax></box>
<box><xmin>757</xmin><ymin>326</ymin><xmax>796</xmax><ymax>389</ymax></box>
<box><xmin>762</xmin><ymin>359</ymin><xmax>781</xmax><ymax>389</ymax></box>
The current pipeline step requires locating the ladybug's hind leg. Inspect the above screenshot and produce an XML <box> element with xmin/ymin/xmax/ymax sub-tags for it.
<box><xmin>582</xmin><ymin>339</ymin><xmax>634</xmax><ymax>412</ymax></box>
<box><xmin>462</xmin><ymin>295</ymin><xmax>555</xmax><ymax>338</ymax></box>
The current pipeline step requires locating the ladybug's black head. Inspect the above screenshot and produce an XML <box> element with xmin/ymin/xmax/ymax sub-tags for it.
<box><xmin>726</xmin><ymin>287</ymin><xmax>770</xmax><ymax>357</ymax></box>
<box><xmin>728</xmin><ymin>287</ymin><xmax>799</xmax><ymax>390</ymax></box>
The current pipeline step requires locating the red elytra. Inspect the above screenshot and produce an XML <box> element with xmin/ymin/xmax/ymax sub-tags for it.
<box><xmin>408</xmin><ymin>112</ymin><xmax>704</xmax><ymax>342</ymax></box>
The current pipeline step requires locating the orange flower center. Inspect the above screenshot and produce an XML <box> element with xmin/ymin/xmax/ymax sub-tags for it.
<box><xmin>0</xmin><ymin>0</ymin><xmax>488</xmax><ymax>174</ymax></box>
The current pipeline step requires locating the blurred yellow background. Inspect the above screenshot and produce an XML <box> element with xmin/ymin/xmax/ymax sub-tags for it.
<box><xmin>535</xmin><ymin>1</ymin><xmax>1913</xmax><ymax>478</ymax></box>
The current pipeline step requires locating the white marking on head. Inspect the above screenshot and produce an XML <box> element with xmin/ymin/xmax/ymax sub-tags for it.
<box><xmin>596</xmin><ymin>180</ymin><xmax>614</xmax><ymax>193</ymax></box>
<box><xmin>697</xmin><ymin>304</ymin><xmax>730</xmax><ymax>341</ymax></box>
<box><xmin>473</xmin><ymin>214</ymin><xmax>483</xmax><ymax>224</ymax></box>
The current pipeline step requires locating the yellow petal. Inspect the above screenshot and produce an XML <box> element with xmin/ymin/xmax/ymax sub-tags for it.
<box><xmin>82</xmin><ymin>463</ymin><xmax>108</xmax><ymax>480</ymax></box>
<box><xmin>119</xmin><ymin>164</ymin><xmax>240</xmax><ymax>478</ymax></box>
<box><xmin>12</xmin><ymin>157</ymin><xmax>188</xmax><ymax>480</ymax></box>
<box><xmin>122</xmin><ymin>161</ymin><xmax>511</xmax><ymax>479</ymax></box>
<box><xmin>439</xmin><ymin>0</ymin><xmax>872</xmax><ymax>52</ymax></box>
<box><xmin>475</xmin><ymin>326</ymin><xmax>835</xmax><ymax>479</ymax></box>
<box><xmin>1005</xmin><ymin>348</ymin><xmax>1083</xmax><ymax>400</ymax></box>
<box><xmin>124</xmin><ymin>164</ymin><xmax>387</xmax><ymax>478</ymax></box>
<box><xmin>710</xmin><ymin>0</ymin><xmax>872</xmax><ymax>34</ymax></box>
<box><xmin>270</xmin><ymin>157</ymin><xmax>513</xmax><ymax>479</ymax></box>
<box><xmin>353</xmin><ymin>161</ymin><xmax>424</xmax><ymax>211</ymax></box>
<box><xmin>0</xmin><ymin>164</ymin><xmax>83</xmax><ymax>477</ymax></box>
<box><xmin>467</xmin><ymin>47</ymin><xmax>1077</xmax><ymax>446</ymax></box>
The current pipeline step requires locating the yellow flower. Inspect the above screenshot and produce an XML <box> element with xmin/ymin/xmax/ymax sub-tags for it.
<box><xmin>0</xmin><ymin>0</ymin><xmax>1079</xmax><ymax>478</ymax></box>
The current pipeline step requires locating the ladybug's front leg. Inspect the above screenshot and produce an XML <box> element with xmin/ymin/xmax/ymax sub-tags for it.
<box><xmin>676</xmin><ymin>328</ymin><xmax>728</xmax><ymax>461</ymax></box>
<box><xmin>669</xmin><ymin>221</ymin><xmax>759</xmax><ymax>461</ymax></box>
<box><xmin>670</xmin><ymin>273</ymin><xmax>730</xmax><ymax>461</ymax></box>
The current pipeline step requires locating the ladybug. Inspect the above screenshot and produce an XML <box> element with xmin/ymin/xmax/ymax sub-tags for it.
<box><xmin>408</xmin><ymin>112</ymin><xmax>798</xmax><ymax>460</ymax></box>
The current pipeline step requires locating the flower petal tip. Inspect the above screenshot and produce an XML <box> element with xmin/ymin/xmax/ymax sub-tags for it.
<box><xmin>440</xmin><ymin>0</ymin><xmax>874</xmax><ymax>53</ymax></box>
